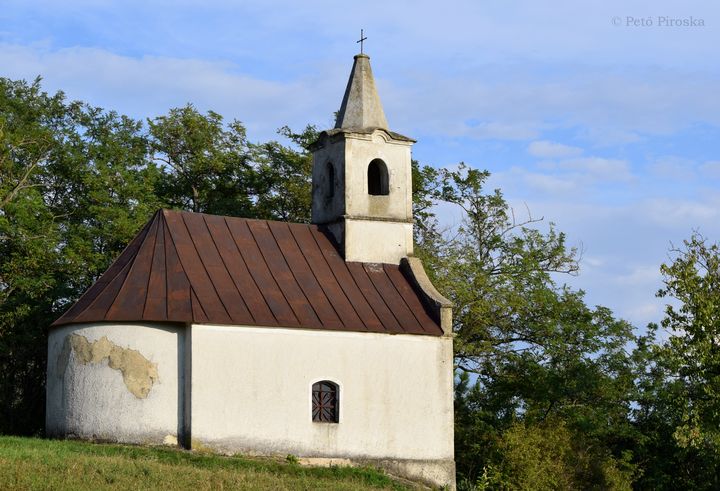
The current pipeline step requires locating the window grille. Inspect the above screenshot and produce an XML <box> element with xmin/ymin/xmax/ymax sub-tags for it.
<box><xmin>312</xmin><ymin>381</ymin><xmax>339</xmax><ymax>423</ymax></box>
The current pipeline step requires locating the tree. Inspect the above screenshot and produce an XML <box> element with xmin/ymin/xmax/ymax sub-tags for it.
<box><xmin>463</xmin><ymin>420</ymin><xmax>633</xmax><ymax>491</ymax></box>
<box><xmin>657</xmin><ymin>233</ymin><xmax>720</xmax><ymax>441</ymax></box>
<box><xmin>149</xmin><ymin>106</ymin><xmax>315</xmax><ymax>222</ymax></box>
<box><xmin>416</xmin><ymin>164</ymin><xmax>639</xmax><ymax>485</ymax></box>
<box><xmin>0</xmin><ymin>77</ymin><xmax>159</xmax><ymax>434</ymax></box>
<box><xmin>1</xmin><ymin>78</ymin><xmax>72</xmax><ymax>433</ymax></box>
<box><xmin>658</xmin><ymin>233</ymin><xmax>720</xmax><ymax>452</ymax></box>
<box><xmin>633</xmin><ymin>234</ymin><xmax>720</xmax><ymax>490</ymax></box>
<box><xmin>148</xmin><ymin>104</ymin><xmax>254</xmax><ymax>216</ymax></box>
<box><xmin>249</xmin><ymin>125</ymin><xmax>315</xmax><ymax>223</ymax></box>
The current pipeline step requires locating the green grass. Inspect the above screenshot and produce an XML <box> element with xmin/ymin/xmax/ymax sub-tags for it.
<box><xmin>0</xmin><ymin>436</ymin><xmax>414</xmax><ymax>490</ymax></box>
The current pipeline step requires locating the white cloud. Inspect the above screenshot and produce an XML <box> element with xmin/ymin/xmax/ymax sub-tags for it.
<box><xmin>0</xmin><ymin>44</ymin><xmax>337</xmax><ymax>142</ymax></box>
<box><xmin>579</xmin><ymin>127</ymin><xmax>643</xmax><ymax>146</ymax></box>
<box><xmin>699</xmin><ymin>160</ymin><xmax>720</xmax><ymax>179</ymax></box>
<box><xmin>465</xmin><ymin>122</ymin><xmax>541</xmax><ymax>141</ymax></box>
<box><xmin>505</xmin><ymin>155</ymin><xmax>633</xmax><ymax>196</ymax></box>
<box><xmin>648</xmin><ymin>156</ymin><xmax>697</xmax><ymax>180</ymax></box>
<box><xmin>615</xmin><ymin>265</ymin><xmax>661</xmax><ymax>287</ymax></box>
<box><xmin>518</xmin><ymin>170</ymin><xmax>579</xmax><ymax>194</ymax></box>
<box><xmin>624</xmin><ymin>302</ymin><xmax>664</xmax><ymax>327</ymax></box>
<box><xmin>539</xmin><ymin>157</ymin><xmax>633</xmax><ymax>182</ymax></box>
<box><xmin>528</xmin><ymin>140</ymin><xmax>583</xmax><ymax>158</ymax></box>
<box><xmin>403</xmin><ymin>65</ymin><xmax>720</xmax><ymax>144</ymax></box>
<box><xmin>582</xmin><ymin>256</ymin><xmax>606</xmax><ymax>268</ymax></box>
<box><xmin>642</xmin><ymin>198</ymin><xmax>720</xmax><ymax>227</ymax></box>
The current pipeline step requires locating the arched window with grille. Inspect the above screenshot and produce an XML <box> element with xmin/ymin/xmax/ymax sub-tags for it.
<box><xmin>367</xmin><ymin>159</ymin><xmax>389</xmax><ymax>195</ymax></box>
<box><xmin>312</xmin><ymin>380</ymin><xmax>339</xmax><ymax>423</ymax></box>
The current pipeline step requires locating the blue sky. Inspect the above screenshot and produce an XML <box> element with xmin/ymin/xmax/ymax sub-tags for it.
<box><xmin>2</xmin><ymin>0</ymin><xmax>718</xmax><ymax>332</ymax></box>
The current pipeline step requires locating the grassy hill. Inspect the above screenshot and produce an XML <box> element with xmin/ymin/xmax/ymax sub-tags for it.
<box><xmin>0</xmin><ymin>436</ymin><xmax>416</xmax><ymax>490</ymax></box>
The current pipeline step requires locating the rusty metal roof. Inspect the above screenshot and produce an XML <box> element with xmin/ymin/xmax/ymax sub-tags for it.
<box><xmin>53</xmin><ymin>210</ymin><xmax>443</xmax><ymax>336</ymax></box>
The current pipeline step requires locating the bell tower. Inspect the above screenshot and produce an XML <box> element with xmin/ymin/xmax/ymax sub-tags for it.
<box><xmin>310</xmin><ymin>53</ymin><xmax>415</xmax><ymax>264</ymax></box>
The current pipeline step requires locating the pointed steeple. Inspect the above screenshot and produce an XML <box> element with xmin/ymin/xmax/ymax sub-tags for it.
<box><xmin>335</xmin><ymin>54</ymin><xmax>389</xmax><ymax>129</ymax></box>
<box><xmin>312</xmin><ymin>53</ymin><xmax>415</xmax><ymax>264</ymax></box>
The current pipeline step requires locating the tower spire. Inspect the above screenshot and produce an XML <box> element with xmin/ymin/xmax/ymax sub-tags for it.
<box><xmin>334</xmin><ymin>54</ymin><xmax>388</xmax><ymax>130</ymax></box>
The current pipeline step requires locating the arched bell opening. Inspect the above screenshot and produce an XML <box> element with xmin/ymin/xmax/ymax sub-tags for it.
<box><xmin>367</xmin><ymin>159</ymin><xmax>389</xmax><ymax>196</ymax></box>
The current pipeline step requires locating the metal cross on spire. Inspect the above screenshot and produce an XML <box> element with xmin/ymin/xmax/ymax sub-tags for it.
<box><xmin>356</xmin><ymin>29</ymin><xmax>367</xmax><ymax>54</ymax></box>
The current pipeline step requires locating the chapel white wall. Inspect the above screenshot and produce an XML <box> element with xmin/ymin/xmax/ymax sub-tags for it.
<box><xmin>343</xmin><ymin>219</ymin><xmax>413</xmax><ymax>265</ymax></box>
<box><xmin>189</xmin><ymin>324</ymin><xmax>454</xmax><ymax>464</ymax></box>
<box><xmin>46</xmin><ymin>322</ymin><xmax>182</xmax><ymax>444</ymax></box>
<box><xmin>45</xmin><ymin>321</ymin><xmax>455</xmax><ymax>487</ymax></box>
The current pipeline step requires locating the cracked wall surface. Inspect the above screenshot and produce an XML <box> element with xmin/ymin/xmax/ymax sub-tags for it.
<box><xmin>64</xmin><ymin>333</ymin><xmax>159</xmax><ymax>399</ymax></box>
<box><xmin>47</xmin><ymin>323</ymin><xmax>181</xmax><ymax>444</ymax></box>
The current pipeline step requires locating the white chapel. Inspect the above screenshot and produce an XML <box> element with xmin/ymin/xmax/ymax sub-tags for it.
<box><xmin>46</xmin><ymin>52</ymin><xmax>456</xmax><ymax>488</ymax></box>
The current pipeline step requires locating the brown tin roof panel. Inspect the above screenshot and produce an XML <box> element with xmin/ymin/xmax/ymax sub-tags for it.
<box><xmin>55</xmin><ymin>217</ymin><xmax>152</xmax><ymax>324</ymax></box>
<box><xmin>164</xmin><ymin>224</ymin><xmax>193</xmax><ymax>322</ymax></box>
<box><xmin>52</xmin><ymin>209</ymin><xmax>443</xmax><ymax>336</ymax></box>
<box><xmin>106</xmin><ymin>214</ymin><xmax>159</xmax><ymax>321</ymax></box>
<box><xmin>204</xmin><ymin>214</ymin><xmax>276</xmax><ymax>326</ymax></box>
<box><xmin>383</xmin><ymin>264</ymin><xmax>441</xmax><ymax>333</ymax></box>
<box><xmin>288</xmin><ymin>223</ymin><xmax>365</xmax><ymax>330</ymax></box>
<box><xmin>247</xmin><ymin>219</ymin><xmax>321</xmax><ymax>328</ymax></box>
<box><xmin>182</xmin><ymin>212</ymin><xmax>254</xmax><ymax>325</ymax></box>
<box><xmin>345</xmin><ymin>262</ymin><xmax>404</xmax><ymax>333</ymax></box>
<box><xmin>165</xmin><ymin>211</ymin><xmax>233</xmax><ymax>324</ymax></box>
<box><xmin>225</xmin><ymin>217</ymin><xmax>299</xmax><ymax>326</ymax></box>
<box><xmin>143</xmin><ymin>218</ymin><xmax>168</xmax><ymax>321</ymax></box>
<box><xmin>310</xmin><ymin>226</ymin><xmax>384</xmax><ymax>332</ymax></box>
<box><xmin>268</xmin><ymin>221</ymin><xmax>343</xmax><ymax>330</ymax></box>
<box><xmin>363</xmin><ymin>263</ymin><xmax>425</xmax><ymax>334</ymax></box>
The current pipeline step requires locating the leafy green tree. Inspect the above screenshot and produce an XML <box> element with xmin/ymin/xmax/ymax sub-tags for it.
<box><xmin>633</xmin><ymin>234</ymin><xmax>720</xmax><ymax>490</ymax></box>
<box><xmin>418</xmin><ymin>164</ymin><xmax>639</xmax><ymax>485</ymax></box>
<box><xmin>249</xmin><ymin>125</ymin><xmax>315</xmax><ymax>223</ymax></box>
<box><xmin>1</xmin><ymin>78</ymin><xmax>72</xmax><ymax>433</ymax></box>
<box><xmin>149</xmin><ymin>106</ymin><xmax>314</xmax><ymax>222</ymax></box>
<box><xmin>48</xmin><ymin>106</ymin><xmax>161</xmax><ymax>298</ymax></box>
<box><xmin>148</xmin><ymin>104</ymin><xmax>254</xmax><ymax>216</ymax></box>
<box><xmin>657</xmin><ymin>233</ymin><xmax>720</xmax><ymax>444</ymax></box>
<box><xmin>410</xmin><ymin>159</ymin><xmax>441</xmax><ymax>252</ymax></box>
<box><xmin>457</xmin><ymin>419</ymin><xmax>634</xmax><ymax>491</ymax></box>
<box><xmin>1</xmin><ymin>78</ymin><xmax>63</xmax><ymax>312</ymax></box>
<box><xmin>470</xmin><ymin>420</ymin><xmax>633</xmax><ymax>491</ymax></box>
<box><xmin>0</xmin><ymin>77</ymin><xmax>159</xmax><ymax>434</ymax></box>
<box><xmin>427</xmin><ymin>164</ymin><xmax>578</xmax><ymax>365</ymax></box>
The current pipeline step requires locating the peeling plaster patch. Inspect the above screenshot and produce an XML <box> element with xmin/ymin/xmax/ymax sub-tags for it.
<box><xmin>67</xmin><ymin>334</ymin><xmax>159</xmax><ymax>398</ymax></box>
